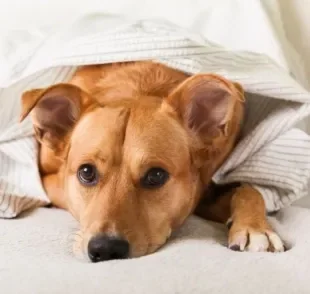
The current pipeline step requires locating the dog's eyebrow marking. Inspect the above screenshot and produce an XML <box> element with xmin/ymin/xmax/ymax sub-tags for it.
<box><xmin>93</xmin><ymin>153</ymin><xmax>108</xmax><ymax>162</ymax></box>
<box><xmin>119</xmin><ymin>108</ymin><xmax>131</xmax><ymax>148</ymax></box>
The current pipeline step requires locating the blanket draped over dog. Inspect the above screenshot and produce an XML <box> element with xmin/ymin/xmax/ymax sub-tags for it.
<box><xmin>1</xmin><ymin>15</ymin><xmax>310</xmax><ymax>218</ymax></box>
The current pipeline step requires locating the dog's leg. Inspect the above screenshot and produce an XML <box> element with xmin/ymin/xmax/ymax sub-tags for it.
<box><xmin>42</xmin><ymin>174</ymin><xmax>67</xmax><ymax>209</ymax></box>
<box><xmin>195</xmin><ymin>183</ymin><xmax>285</xmax><ymax>252</ymax></box>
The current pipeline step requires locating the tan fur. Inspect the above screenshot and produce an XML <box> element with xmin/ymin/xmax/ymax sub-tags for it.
<box><xmin>20</xmin><ymin>61</ymin><xmax>283</xmax><ymax>259</ymax></box>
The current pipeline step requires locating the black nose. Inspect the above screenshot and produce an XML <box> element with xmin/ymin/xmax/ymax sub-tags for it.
<box><xmin>87</xmin><ymin>234</ymin><xmax>130</xmax><ymax>262</ymax></box>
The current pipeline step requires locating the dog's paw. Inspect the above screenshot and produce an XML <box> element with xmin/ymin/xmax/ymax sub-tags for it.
<box><xmin>227</xmin><ymin>219</ymin><xmax>285</xmax><ymax>253</ymax></box>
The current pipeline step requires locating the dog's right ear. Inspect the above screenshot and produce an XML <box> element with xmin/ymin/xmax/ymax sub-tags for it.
<box><xmin>164</xmin><ymin>74</ymin><xmax>242</xmax><ymax>139</ymax></box>
<box><xmin>20</xmin><ymin>83</ymin><xmax>92</xmax><ymax>152</ymax></box>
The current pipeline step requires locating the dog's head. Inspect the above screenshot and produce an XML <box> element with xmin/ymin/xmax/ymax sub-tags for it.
<box><xmin>20</xmin><ymin>72</ymin><xmax>243</xmax><ymax>262</ymax></box>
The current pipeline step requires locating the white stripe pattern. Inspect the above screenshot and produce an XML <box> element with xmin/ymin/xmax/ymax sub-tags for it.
<box><xmin>1</xmin><ymin>16</ymin><xmax>310</xmax><ymax>217</ymax></box>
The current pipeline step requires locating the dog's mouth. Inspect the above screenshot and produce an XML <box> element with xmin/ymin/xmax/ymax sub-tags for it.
<box><xmin>71</xmin><ymin>229</ymin><xmax>172</xmax><ymax>262</ymax></box>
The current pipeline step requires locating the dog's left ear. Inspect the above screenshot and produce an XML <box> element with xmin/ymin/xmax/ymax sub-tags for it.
<box><xmin>165</xmin><ymin>74</ymin><xmax>242</xmax><ymax>138</ymax></box>
<box><xmin>20</xmin><ymin>83</ymin><xmax>93</xmax><ymax>152</ymax></box>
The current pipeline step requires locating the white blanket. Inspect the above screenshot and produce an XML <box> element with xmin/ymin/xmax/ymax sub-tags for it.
<box><xmin>1</xmin><ymin>14</ymin><xmax>310</xmax><ymax>218</ymax></box>
<box><xmin>1</xmin><ymin>206</ymin><xmax>310</xmax><ymax>294</ymax></box>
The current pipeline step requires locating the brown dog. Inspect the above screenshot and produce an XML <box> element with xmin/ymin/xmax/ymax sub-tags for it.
<box><xmin>20</xmin><ymin>61</ymin><xmax>284</xmax><ymax>262</ymax></box>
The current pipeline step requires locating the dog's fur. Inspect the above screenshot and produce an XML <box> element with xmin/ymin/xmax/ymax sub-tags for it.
<box><xmin>20</xmin><ymin>61</ymin><xmax>284</xmax><ymax>260</ymax></box>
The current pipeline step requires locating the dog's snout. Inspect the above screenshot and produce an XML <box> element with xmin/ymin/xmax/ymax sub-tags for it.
<box><xmin>87</xmin><ymin>234</ymin><xmax>129</xmax><ymax>262</ymax></box>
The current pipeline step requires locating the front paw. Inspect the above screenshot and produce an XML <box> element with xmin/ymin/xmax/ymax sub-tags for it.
<box><xmin>227</xmin><ymin>219</ymin><xmax>285</xmax><ymax>253</ymax></box>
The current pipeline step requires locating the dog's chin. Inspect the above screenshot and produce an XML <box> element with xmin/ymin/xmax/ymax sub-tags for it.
<box><xmin>126</xmin><ymin>229</ymin><xmax>173</xmax><ymax>259</ymax></box>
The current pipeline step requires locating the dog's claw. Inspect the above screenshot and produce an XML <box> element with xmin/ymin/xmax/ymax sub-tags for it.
<box><xmin>265</xmin><ymin>231</ymin><xmax>285</xmax><ymax>252</ymax></box>
<box><xmin>228</xmin><ymin>231</ymin><xmax>248</xmax><ymax>251</ymax></box>
<box><xmin>229</xmin><ymin>244</ymin><xmax>241</xmax><ymax>251</ymax></box>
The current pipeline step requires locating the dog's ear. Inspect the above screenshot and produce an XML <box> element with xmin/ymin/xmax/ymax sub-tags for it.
<box><xmin>20</xmin><ymin>83</ymin><xmax>92</xmax><ymax>152</ymax></box>
<box><xmin>165</xmin><ymin>74</ymin><xmax>242</xmax><ymax>138</ymax></box>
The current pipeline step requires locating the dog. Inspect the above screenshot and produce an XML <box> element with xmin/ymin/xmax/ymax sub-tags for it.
<box><xmin>20</xmin><ymin>61</ymin><xmax>284</xmax><ymax>262</ymax></box>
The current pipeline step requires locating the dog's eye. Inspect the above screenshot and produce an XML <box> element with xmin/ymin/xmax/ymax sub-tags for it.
<box><xmin>141</xmin><ymin>168</ymin><xmax>169</xmax><ymax>189</ymax></box>
<box><xmin>77</xmin><ymin>164</ymin><xmax>98</xmax><ymax>186</ymax></box>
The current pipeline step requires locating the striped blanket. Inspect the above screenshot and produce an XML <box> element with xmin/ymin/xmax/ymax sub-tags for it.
<box><xmin>1</xmin><ymin>15</ymin><xmax>310</xmax><ymax>218</ymax></box>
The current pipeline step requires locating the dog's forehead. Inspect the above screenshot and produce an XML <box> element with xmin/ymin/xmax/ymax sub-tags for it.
<box><xmin>69</xmin><ymin>102</ymin><xmax>189</xmax><ymax>168</ymax></box>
